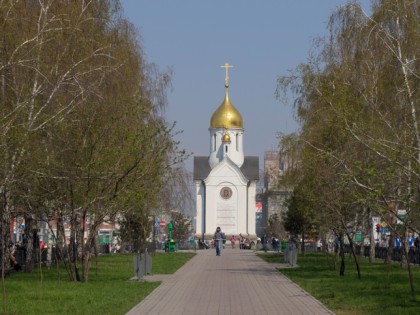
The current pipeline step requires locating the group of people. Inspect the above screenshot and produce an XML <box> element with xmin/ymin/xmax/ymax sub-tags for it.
<box><xmin>387</xmin><ymin>235</ymin><xmax>420</xmax><ymax>249</ymax></box>
<box><xmin>260</xmin><ymin>235</ymin><xmax>281</xmax><ymax>252</ymax></box>
<box><xmin>238</xmin><ymin>234</ymin><xmax>254</xmax><ymax>249</ymax></box>
<box><xmin>212</xmin><ymin>228</ymin><xmax>256</xmax><ymax>256</ymax></box>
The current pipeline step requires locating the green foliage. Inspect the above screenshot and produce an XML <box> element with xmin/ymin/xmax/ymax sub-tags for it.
<box><xmin>277</xmin><ymin>0</ymin><xmax>420</xmax><ymax>219</ymax></box>
<box><xmin>118</xmin><ymin>211</ymin><xmax>151</xmax><ymax>252</ymax></box>
<box><xmin>266</xmin><ymin>213</ymin><xmax>286</xmax><ymax>240</ymax></box>
<box><xmin>0</xmin><ymin>0</ymin><xmax>188</xmax><ymax>282</ymax></box>
<box><xmin>283</xmin><ymin>194</ymin><xmax>305</xmax><ymax>236</ymax></box>
<box><xmin>276</xmin><ymin>0</ymin><xmax>420</xmax><ymax>295</ymax></box>
<box><xmin>170</xmin><ymin>212</ymin><xmax>192</xmax><ymax>243</ymax></box>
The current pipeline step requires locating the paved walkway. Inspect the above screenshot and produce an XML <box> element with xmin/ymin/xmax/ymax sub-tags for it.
<box><xmin>126</xmin><ymin>248</ymin><xmax>334</xmax><ymax>315</ymax></box>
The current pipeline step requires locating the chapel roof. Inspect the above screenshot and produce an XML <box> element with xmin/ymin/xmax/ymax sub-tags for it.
<box><xmin>193</xmin><ymin>156</ymin><xmax>259</xmax><ymax>181</ymax></box>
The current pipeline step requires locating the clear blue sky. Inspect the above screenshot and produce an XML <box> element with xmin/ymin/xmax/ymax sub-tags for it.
<box><xmin>120</xmin><ymin>1</ymin><xmax>372</xmax><ymax>172</ymax></box>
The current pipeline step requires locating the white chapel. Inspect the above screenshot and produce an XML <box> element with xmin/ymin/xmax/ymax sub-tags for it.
<box><xmin>194</xmin><ymin>64</ymin><xmax>259</xmax><ymax>240</ymax></box>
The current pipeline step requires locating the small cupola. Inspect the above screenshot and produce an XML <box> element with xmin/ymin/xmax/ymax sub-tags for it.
<box><xmin>222</xmin><ymin>130</ymin><xmax>231</xmax><ymax>143</ymax></box>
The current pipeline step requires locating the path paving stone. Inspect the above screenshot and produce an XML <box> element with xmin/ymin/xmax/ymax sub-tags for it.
<box><xmin>126</xmin><ymin>248</ymin><xmax>334</xmax><ymax>315</ymax></box>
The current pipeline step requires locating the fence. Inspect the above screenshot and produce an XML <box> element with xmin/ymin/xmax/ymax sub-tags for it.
<box><xmin>343</xmin><ymin>244</ymin><xmax>420</xmax><ymax>265</ymax></box>
<box><xmin>11</xmin><ymin>244</ymin><xmax>112</xmax><ymax>269</ymax></box>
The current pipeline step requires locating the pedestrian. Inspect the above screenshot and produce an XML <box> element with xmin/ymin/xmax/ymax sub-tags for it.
<box><xmin>9</xmin><ymin>242</ymin><xmax>21</xmax><ymax>271</ymax></box>
<box><xmin>262</xmin><ymin>234</ymin><xmax>267</xmax><ymax>252</ymax></box>
<box><xmin>230</xmin><ymin>235</ymin><xmax>236</xmax><ymax>249</ymax></box>
<box><xmin>272</xmin><ymin>237</ymin><xmax>280</xmax><ymax>252</ymax></box>
<box><xmin>317</xmin><ymin>239</ymin><xmax>322</xmax><ymax>252</ymax></box>
<box><xmin>222</xmin><ymin>232</ymin><xmax>226</xmax><ymax>249</ymax></box>
<box><xmin>415</xmin><ymin>236</ymin><xmax>420</xmax><ymax>251</ymax></box>
<box><xmin>395</xmin><ymin>235</ymin><xmax>401</xmax><ymax>248</ymax></box>
<box><xmin>239</xmin><ymin>233</ymin><xmax>244</xmax><ymax>249</ymax></box>
<box><xmin>213</xmin><ymin>227</ymin><xmax>224</xmax><ymax>256</ymax></box>
<box><xmin>408</xmin><ymin>234</ymin><xmax>414</xmax><ymax>248</ymax></box>
<box><xmin>334</xmin><ymin>238</ymin><xmax>340</xmax><ymax>253</ymax></box>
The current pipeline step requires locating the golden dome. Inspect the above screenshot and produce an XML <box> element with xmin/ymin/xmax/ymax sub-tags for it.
<box><xmin>210</xmin><ymin>88</ymin><xmax>243</xmax><ymax>129</ymax></box>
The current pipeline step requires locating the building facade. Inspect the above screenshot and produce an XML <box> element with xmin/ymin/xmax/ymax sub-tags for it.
<box><xmin>261</xmin><ymin>151</ymin><xmax>294</xmax><ymax>234</ymax></box>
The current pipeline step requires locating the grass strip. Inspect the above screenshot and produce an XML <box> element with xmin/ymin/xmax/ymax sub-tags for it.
<box><xmin>259</xmin><ymin>252</ymin><xmax>420</xmax><ymax>315</ymax></box>
<box><xmin>0</xmin><ymin>252</ymin><xmax>195</xmax><ymax>315</ymax></box>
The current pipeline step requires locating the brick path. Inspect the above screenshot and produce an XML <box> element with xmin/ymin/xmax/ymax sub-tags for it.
<box><xmin>126</xmin><ymin>248</ymin><xmax>334</xmax><ymax>315</ymax></box>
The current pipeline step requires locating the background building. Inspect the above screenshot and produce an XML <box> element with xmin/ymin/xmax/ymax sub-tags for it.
<box><xmin>260</xmin><ymin>151</ymin><xmax>294</xmax><ymax>237</ymax></box>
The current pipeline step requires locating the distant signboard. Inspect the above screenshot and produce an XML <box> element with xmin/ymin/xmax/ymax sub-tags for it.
<box><xmin>397</xmin><ymin>210</ymin><xmax>406</xmax><ymax>224</ymax></box>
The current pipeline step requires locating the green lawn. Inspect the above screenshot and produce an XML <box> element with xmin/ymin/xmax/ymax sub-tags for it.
<box><xmin>0</xmin><ymin>252</ymin><xmax>195</xmax><ymax>315</ymax></box>
<box><xmin>259</xmin><ymin>252</ymin><xmax>420</xmax><ymax>315</ymax></box>
<box><xmin>4</xmin><ymin>250</ymin><xmax>419</xmax><ymax>315</ymax></box>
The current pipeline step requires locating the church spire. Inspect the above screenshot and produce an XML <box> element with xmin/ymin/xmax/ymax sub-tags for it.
<box><xmin>221</xmin><ymin>62</ymin><xmax>233</xmax><ymax>88</ymax></box>
<box><xmin>210</xmin><ymin>63</ymin><xmax>243</xmax><ymax>129</ymax></box>
<box><xmin>209</xmin><ymin>62</ymin><xmax>244</xmax><ymax>169</ymax></box>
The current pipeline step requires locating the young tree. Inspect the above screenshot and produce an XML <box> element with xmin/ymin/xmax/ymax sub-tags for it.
<box><xmin>170</xmin><ymin>212</ymin><xmax>192</xmax><ymax>245</ymax></box>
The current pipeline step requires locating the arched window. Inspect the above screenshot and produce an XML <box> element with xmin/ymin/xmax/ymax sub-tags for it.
<box><xmin>213</xmin><ymin>134</ymin><xmax>216</xmax><ymax>151</ymax></box>
<box><xmin>225</xmin><ymin>145</ymin><xmax>228</xmax><ymax>153</ymax></box>
<box><xmin>236</xmin><ymin>133</ymin><xmax>239</xmax><ymax>151</ymax></box>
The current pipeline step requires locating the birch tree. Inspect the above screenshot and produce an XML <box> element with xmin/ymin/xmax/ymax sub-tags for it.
<box><xmin>1</xmin><ymin>0</ymin><xmax>186</xmax><ymax>286</ymax></box>
<box><xmin>277</xmin><ymin>0</ymin><xmax>419</xmax><ymax>297</ymax></box>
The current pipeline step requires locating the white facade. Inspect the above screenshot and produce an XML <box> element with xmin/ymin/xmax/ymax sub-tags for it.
<box><xmin>195</xmin><ymin>157</ymin><xmax>256</xmax><ymax>236</ymax></box>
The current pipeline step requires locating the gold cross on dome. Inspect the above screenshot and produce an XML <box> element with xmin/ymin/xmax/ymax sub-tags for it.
<box><xmin>221</xmin><ymin>63</ymin><xmax>233</xmax><ymax>87</ymax></box>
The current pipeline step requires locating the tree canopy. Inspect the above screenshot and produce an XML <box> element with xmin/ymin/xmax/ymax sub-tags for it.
<box><xmin>277</xmin><ymin>0</ymin><xmax>419</xmax><ymax>296</ymax></box>
<box><xmin>0</xmin><ymin>0</ymin><xmax>187</xmax><ymax>284</ymax></box>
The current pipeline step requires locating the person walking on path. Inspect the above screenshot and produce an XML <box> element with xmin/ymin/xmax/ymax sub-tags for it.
<box><xmin>213</xmin><ymin>227</ymin><xmax>224</xmax><ymax>256</ymax></box>
<box><xmin>230</xmin><ymin>235</ymin><xmax>236</xmax><ymax>249</ymax></box>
